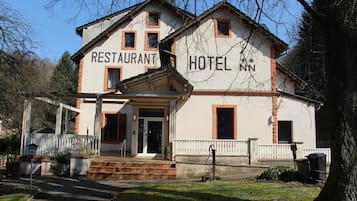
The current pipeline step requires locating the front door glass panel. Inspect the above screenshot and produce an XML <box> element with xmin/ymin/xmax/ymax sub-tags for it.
<box><xmin>147</xmin><ymin>121</ymin><xmax>162</xmax><ymax>153</ymax></box>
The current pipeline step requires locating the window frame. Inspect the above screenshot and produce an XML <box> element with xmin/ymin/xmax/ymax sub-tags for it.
<box><xmin>278</xmin><ymin>120</ymin><xmax>293</xmax><ymax>144</ymax></box>
<box><xmin>101</xmin><ymin>112</ymin><xmax>120</xmax><ymax>143</ymax></box>
<box><xmin>121</xmin><ymin>31</ymin><xmax>137</xmax><ymax>50</ymax></box>
<box><xmin>145</xmin><ymin>66</ymin><xmax>160</xmax><ymax>72</ymax></box>
<box><xmin>146</xmin><ymin>12</ymin><xmax>160</xmax><ymax>28</ymax></box>
<box><xmin>101</xmin><ymin>112</ymin><xmax>127</xmax><ymax>144</ymax></box>
<box><xmin>212</xmin><ymin>105</ymin><xmax>237</xmax><ymax>139</ymax></box>
<box><xmin>145</xmin><ymin>31</ymin><xmax>160</xmax><ymax>51</ymax></box>
<box><xmin>214</xmin><ymin>19</ymin><xmax>231</xmax><ymax>38</ymax></box>
<box><xmin>104</xmin><ymin>66</ymin><xmax>122</xmax><ymax>92</ymax></box>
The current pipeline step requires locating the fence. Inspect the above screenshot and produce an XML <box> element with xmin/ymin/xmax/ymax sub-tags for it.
<box><xmin>257</xmin><ymin>144</ymin><xmax>294</xmax><ymax>160</ymax></box>
<box><xmin>173</xmin><ymin>139</ymin><xmax>331</xmax><ymax>164</ymax></box>
<box><xmin>173</xmin><ymin>139</ymin><xmax>248</xmax><ymax>156</ymax></box>
<box><xmin>22</xmin><ymin>133</ymin><xmax>100</xmax><ymax>156</ymax></box>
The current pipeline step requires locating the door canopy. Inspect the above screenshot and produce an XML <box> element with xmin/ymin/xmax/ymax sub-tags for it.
<box><xmin>117</xmin><ymin>66</ymin><xmax>193</xmax><ymax>102</ymax></box>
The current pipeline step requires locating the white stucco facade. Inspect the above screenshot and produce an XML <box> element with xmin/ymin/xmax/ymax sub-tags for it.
<box><xmin>72</xmin><ymin>0</ymin><xmax>319</xmax><ymax>158</ymax></box>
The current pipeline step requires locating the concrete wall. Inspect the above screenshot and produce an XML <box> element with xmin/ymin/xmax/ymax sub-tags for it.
<box><xmin>175</xmin><ymin>155</ymin><xmax>267</xmax><ymax>179</ymax></box>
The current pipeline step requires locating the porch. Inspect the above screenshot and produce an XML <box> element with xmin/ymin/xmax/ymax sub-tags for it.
<box><xmin>21</xmin><ymin>132</ymin><xmax>331</xmax><ymax>164</ymax></box>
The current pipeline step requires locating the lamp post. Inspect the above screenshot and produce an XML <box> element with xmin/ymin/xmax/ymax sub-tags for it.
<box><xmin>27</xmin><ymin>143</ymin><xmax>38</xmax><ymax>193</ymax></box>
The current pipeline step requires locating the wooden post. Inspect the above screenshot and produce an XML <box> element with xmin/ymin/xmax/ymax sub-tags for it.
<box><xmin>169</xmin><ymin>100</ymin><xmax>176</xmax><ymax>160</ymax></box>
<box><xmin>55</xmin><ymin>103</ymin><xmax>63</xmax><ymax>134</ymax></box>
<box><xmin>64</xmin><ymin>109</ymin><xmax>68</xmax><ymax>134</ymax></box>
<box><xmin>20</xmin><ymin>99</ymin><xmax>32</xmax><ymax>155</ymax></box>
<box><xmin>94</xmin><ymin>96</ymin><xmax>103</xmax><ymax>154</ymax></box>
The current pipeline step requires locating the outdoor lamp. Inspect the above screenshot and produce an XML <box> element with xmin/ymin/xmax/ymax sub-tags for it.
<box><xmin>27</xmin><ymin>143</ymin><xmax>38</xmax><ymax>156</ymax></box>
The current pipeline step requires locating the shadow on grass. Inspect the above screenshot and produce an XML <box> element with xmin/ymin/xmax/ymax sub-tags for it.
<box><xmin>3</xmin><ymin>176</ymin><xmax>127</xmax><ymax>201</ymax></box>
<box><xmin>119</xmin><ymin>187</ymin><xmax>251</xmax><ymax>201</ymax></box>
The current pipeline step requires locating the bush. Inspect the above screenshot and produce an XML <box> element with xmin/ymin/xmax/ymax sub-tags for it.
<box><xmin>258</xmin><ymin>166</ymin><xmax>300</xmax><ymax>182</ymax></box>
<box><xmin>0</xmin><ymin>134</ymin><xmax>19</xmax><ymax>154</ymax></box>
<box><xmin>51</xmin><ymin>150</ymin><xmax>71</xmax><ymax>164</ymax></box>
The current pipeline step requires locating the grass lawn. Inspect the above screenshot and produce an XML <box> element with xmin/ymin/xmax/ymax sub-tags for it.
<box><xmin>0</xmin><ymin>193</ymin><xmax>29</xmax><ymax>201</ymax></box>
<box><xmin>115</xmin><ymin>180</ymin><xmax>321</xmax><ymax>201</ymax></box>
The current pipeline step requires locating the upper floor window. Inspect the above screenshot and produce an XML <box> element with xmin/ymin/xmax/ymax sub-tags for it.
<box><xmin>122</xmin><ymin>31</ymin><xmax>136</xmax><ymax>50</ymax></box>
<box><xmin>215</xmin><ymin>19</ymin><xmax>231</xmax><ymax>38</ymax></box>
<box><xmin>104</xmin><ymin>66</ymin><xmax>121</xmax><ymax>91</ymax></box>
<box><xmin>145</xmin><ymin>32</ymin><xmax>159</xmax><ymax>51</ymax></box>
<box><xmin>147</xmin><ymin>12</ymin><xmax>160</xmax><ymax>28</ymax></box>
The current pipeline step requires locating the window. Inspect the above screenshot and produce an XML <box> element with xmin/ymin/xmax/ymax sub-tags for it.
<box><xmin>145</xmin><ymin>66</ymin><xmax>159</xmax><ymax>72</ymax></box>
<box><xmin>145</xmin><ymin>32</ymin><xmax>159</xmax><ymax>50</ymax></box>
<box><xmin>122</xmin><ymin>31</ymin><xmax>136</xmax><ymax>49</ymax></box>
<box><xmin>104</xmin><ymin>66</ymin><xmax>121</xmax><ymax>91</ymax></box>
<box><xmin>102</xmin><ymin>113</ymin><xmax>127</xmax><ymax>143</ymax></box>
<box><xmin>215</xmin><ymin>19</ymin><xmax>231</xmax><ymax>38</ymax></box>
<box><xmin>212</xmin><ymin>105</ymin><xmax>237</xmax><ymax>139</ymax></box>
<box><xmin>146</xmin><ymin>12</ymin><xmax>160</xmax><ymax>27</ymax></box>
<box><xmin>278</xmin><ymin>121</ymin><xmax>292</xmax><ymax>143</ymax></box>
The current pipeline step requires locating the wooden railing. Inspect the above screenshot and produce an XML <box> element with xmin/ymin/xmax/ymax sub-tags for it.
<box><xmin>173</xmin><ymin>139</ymin><xmax>249</xmax><ymax>156</ymax></box>
<box><xmin>22</xmin><ymin>133</ymin><xmax>100</xmax><ymax>156</ymax></box>
<box><xmin>258</xmin><ymin>144</ymin><xmax>294</xmax><ymax>160</ymax></box>
<box><xmin>173</xmin><ymin>140</ymin><xmax>332</xmax><ymax>163</ymax></box>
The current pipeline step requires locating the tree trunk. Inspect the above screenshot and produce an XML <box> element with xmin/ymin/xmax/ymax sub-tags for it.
<box><xmin>314</xmin><ymin>1</ymin><xmax>357</xmax><ymax>200</ymax></box>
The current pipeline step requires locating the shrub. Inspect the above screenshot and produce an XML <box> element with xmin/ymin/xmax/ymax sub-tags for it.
<box><xmin>51</xmin><ymin>150</ymin><xmax>71</xmax><ymax>164</ymax></box>
<box><xmin>258</xmin><ymin>166</ymin><xmax>300</xmax><ymax>182</ymax></box>
<box><xmin>0</xmin><ymin>134</ymin><xmax>19</xmax><ymax>154</ymax></box>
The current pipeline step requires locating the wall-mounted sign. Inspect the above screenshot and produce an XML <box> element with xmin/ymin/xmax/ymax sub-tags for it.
<box><xmin>91</xmin><ymin>51</ymin><xmax>158</xmax><ymax>65</ymax></box>
<box><xmin>189</xmin><ymin>56</ymin><xmax>256</xmax><ymax>72</ymax></box>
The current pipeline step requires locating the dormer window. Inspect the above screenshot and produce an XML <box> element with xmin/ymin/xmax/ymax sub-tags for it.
<box><xmin>147</xmin><ymin>12</ymin><xmax>160</xmax><ymax>27</ymax></box>
<box><xmin>122</xmin><ymin>31</ymin><xmax>136</xmax><ymax>50</ymax></box>
<box><xmin>215</xmin><ymin>19</ymin><xmax>231</xmax><ymax>38</ymax></box>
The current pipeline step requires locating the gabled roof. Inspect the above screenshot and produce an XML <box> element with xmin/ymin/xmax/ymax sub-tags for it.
<box><xmin>71</xmin><ymin>0</ymin><xmax>195</xmax><ymax>63</ymax></box>
<box><xmin>279</xmin><ymin>90</ymin><xmax>323</xmax><ymax>106</ymax></box>
<box><xmin>276</xmin><ymin>63</ymin><xmax>307</xmax><ymax>86</ymax></box>
<box><xmin>75</xmin><ymin>2</ymin><xmax>144</xmax><ymax>37</ymax></box>
<box><xmin>161</xmin><ymin>1</ymin><xmax>288</xmax><ymax>55</ymax></box>
<box><xmin>117</xmin><ymin>66</ymin><xmax>193</xmax><ymax>99</ymax></box>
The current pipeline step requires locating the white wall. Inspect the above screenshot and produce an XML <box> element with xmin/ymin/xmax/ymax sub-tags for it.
<box><xmin>174</xmin><ymin>9</ymin><xmax>273</xmax><ymax>91</ymax></box>
<box><xmin>80</xmin><ymin>2</ymin><xmax>185</xmax><ymax>93</ymax></box>
<box><xmin>277</xmin><ymin>96</ymin><xmax>316</xmax><ymax>148</ymax></box>
<box><xmin>176</xmin><ymin>95</ymin><xmax>274</xmax><ymax>144</ymax></box>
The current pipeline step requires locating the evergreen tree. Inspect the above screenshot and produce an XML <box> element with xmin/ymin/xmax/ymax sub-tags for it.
<box><xmin>40</xmin><ymin>51</ymin><xmax>78</xmax><ymax>133</ymax></box>
<box><xmin>49</xmin><ymin>51</ymin><xmax>78</xmax><ymax>105</ymax></box>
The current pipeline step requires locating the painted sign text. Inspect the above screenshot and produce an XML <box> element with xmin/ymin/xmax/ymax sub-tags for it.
<box><xmin>91</xmin><ymin>52</ymin><xmax>157</xmax><ymax>65</ymax></box>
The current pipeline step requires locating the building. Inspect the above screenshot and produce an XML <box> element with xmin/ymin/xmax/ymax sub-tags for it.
<box><xmin>71</xmin><ymin>0</ymin><xmax>321</xmax><ymax>160</ymax></box>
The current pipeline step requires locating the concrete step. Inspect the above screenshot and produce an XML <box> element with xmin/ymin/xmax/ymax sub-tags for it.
<box><xmin>87</xmin><ymin>159</ymin><xmax>176</xmax><ymax>180</ymax></box>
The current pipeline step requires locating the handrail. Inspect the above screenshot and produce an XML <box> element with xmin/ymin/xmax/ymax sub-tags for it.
<box><xmin>119</xmin><ymin>139</ymin><xmax>127</xmax><ymax>158</ymax></box>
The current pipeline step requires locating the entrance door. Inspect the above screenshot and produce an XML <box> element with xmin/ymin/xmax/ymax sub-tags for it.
<box><xmin>138</xmin><ymin>117</ymin><xmax>164</xmax><ymax>155</ymax></box>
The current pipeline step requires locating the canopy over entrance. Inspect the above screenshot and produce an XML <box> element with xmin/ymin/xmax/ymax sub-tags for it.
<box><xmin>117</xmin><ymin>66</ymin><xmax>193</xmax><ymax>103</ymax></box>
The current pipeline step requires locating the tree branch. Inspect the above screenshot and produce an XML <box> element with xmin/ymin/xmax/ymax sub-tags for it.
<box><xmin>297</xmin><ymin>0</ymin><xmax>327</xmax><ymax>25</ymax></box>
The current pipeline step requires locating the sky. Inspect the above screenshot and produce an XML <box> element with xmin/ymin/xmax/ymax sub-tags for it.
<box><xmin>7</xmin><ymin>0</ymin><xmax>304</xmax><ymax>63</ymax></box>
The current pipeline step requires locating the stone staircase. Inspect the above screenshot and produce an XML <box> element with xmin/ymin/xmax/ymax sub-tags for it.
<box><xmin>87</xmin><ymin>158</ymin><xmax>176</xmax><ymax>180</ymax></box>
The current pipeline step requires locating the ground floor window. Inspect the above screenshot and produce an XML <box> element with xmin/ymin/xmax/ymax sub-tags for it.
<box><xmin>212</xmin><ymin>105</ymin><xmax>237</xmax><ymax>139</ymax></box>
<box><xmin>278</xmin><ymin>121</ymin><xmax>292</xmax><ymax>143</ymax></box>
<box><xmin>102</xmin><ymin>112</ymin><xmax>126</xmax><ymax>143</ymax></box>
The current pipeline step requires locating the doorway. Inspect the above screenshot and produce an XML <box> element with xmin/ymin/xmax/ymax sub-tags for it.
<box><xmin>137</xmin><ymin>108</ymin><xmax>165</xmax><ymax>156</ymax></box>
